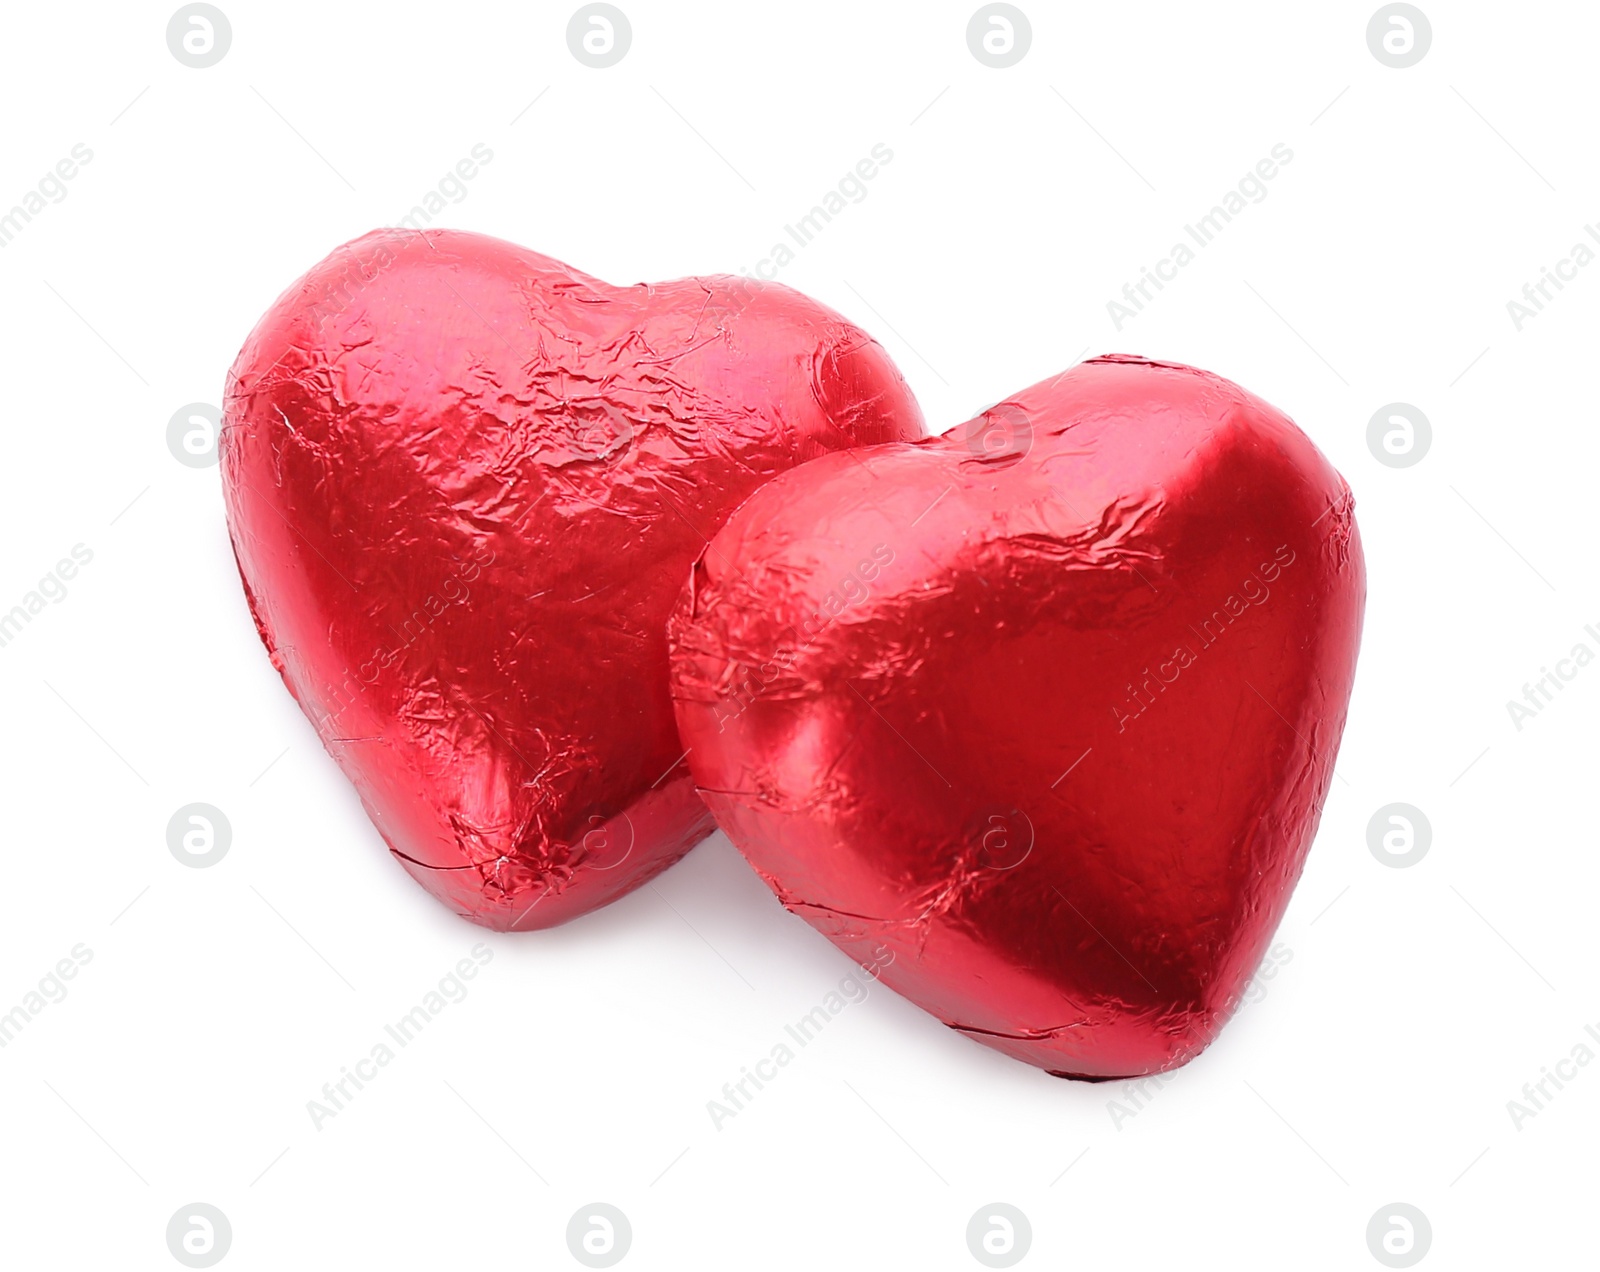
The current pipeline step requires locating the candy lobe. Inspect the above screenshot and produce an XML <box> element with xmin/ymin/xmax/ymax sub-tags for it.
<box><xmin>670</xmin><ymin>355</ymin><xmax>1364</xmax><ymax>1077</ymax></box>
<box><xmin>223</xmin><ymin>229</ymin><xmax>924</xmax><ymax>930</ymax></box>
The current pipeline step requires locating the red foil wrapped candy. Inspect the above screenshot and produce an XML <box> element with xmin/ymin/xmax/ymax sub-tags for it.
<box><xmin>222</xmin><ymin>229</ymin><xmax>924</xmax><ymax>930</ymax></box>
<box><xmin>669</xmin><ymin>356</ymin><xmax>1364</xmax><ymax>1077</ymax></box>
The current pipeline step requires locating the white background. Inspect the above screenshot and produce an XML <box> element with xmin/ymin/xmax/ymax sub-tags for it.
<box><xmin>1</xmin><ymin>1</ymin><xmax>1594</xmax><ymax>1267</ymax></box>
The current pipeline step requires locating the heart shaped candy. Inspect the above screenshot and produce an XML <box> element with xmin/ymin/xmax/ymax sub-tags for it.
<box><xmin>669</xmin><ymin>355</ymin><xmax>1364</xmax><ymax>1077</ymax></box>
<box><xmin>222</xmin><ymin>229</ymin><xmax>924</xmax><ymax>929</ymax></box>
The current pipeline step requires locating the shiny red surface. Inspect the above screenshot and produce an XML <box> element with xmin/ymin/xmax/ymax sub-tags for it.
<box><xmin>670</xmin><ymin>356</ymin><xmax>1365</xmax><ymax>1077</ymax></box>
<box><xmin>222</xmin><ymin>229</ymin><xmax>924</xmax><ymax>930</ymax></box>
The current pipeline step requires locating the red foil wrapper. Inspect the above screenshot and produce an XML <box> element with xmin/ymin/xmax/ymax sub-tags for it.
<box><xmin>670</xmin><ymin>356</ymin><xmax>1364</xmax><ymax>1077</ymax></box>
<box><xmin>222</xmin><ymin>229</ymin><xmax>924</xmax><ymax>930</ymax></box>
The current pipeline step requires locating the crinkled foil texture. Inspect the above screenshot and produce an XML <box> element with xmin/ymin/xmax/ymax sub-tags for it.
<box><xmin>669</xmin><ymin>355</ymin><xmax>1365</xmax><ymax>1078</ymax></box>
<box><xmin>221</xmin><ymin>228</ymin><xmax>925</xmax><ymax>930</ymax></box>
